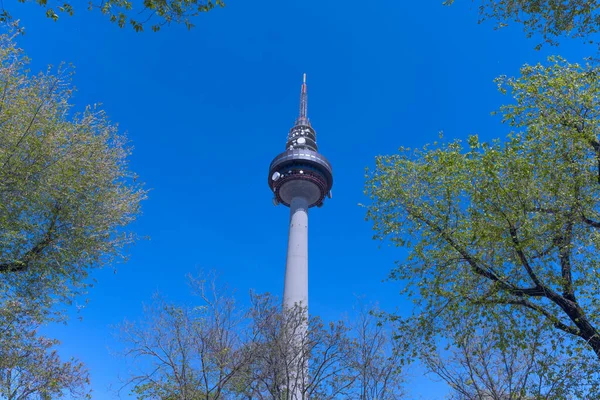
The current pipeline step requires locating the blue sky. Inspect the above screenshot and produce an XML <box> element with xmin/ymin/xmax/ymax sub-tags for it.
<box><xmin>11</xmin><ymin>0</ymin><xmax>594</xmax><ymax>398</ymax></box>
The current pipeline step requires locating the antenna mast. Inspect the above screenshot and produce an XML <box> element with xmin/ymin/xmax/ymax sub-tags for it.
<box><xmin>297</xmin><ymin>73</ymin><xmax>308</xmax><ymax>125</ymax></box>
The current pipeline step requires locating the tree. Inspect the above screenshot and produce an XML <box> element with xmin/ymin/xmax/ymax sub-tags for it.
<box><xmin>118</xmin><ymin>274</ymin><xmax>406</xmax><ymax>400</ymax></box>
<box><xmin>350</xmin><ymin>304</ymin><xmax>404</xmax><ymax>400</ymax></box>
<box><xmin>0</xmin><ymin>30</ymin><xmax>145</xmax><ymax>321</ymax></box>
<box><xmin>444</xmin><ymin>0</ymin><xmax>600</xmax><ymax>49</ymax></box>
<box><xmin>3</xmin><ymin>0</ymin><xmax>224</xmax><ymax>32</ymax></box>
<box><xmin>0</xmin><ymin>28</ymin><xmax>142</xmax><ymax>398</ymax></box>
<box><xmin>118</xmin><ymin>276</ymin><xmax>249</xmax><ymax>399</ymax></box>
<box><xmin>420</xmin><ymin>316</ymin><xmax>589</xmax><ymax>399</ymax></box>
<box><xmin>248</xmin><ymin>293</ymin><xmax>356</xmax><ymax>400</ymax></box>
<box><xmin>365</xmin><ymin>56</ymin><xmax>600</xmax><ymax>394</ymax></box>
<box><xmin>0</xmin><ymin>300</ymin><xmax>90</xmax><ymax>399</ymax></box>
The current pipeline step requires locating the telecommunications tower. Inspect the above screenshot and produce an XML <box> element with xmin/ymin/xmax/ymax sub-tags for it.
<box><xmin>268</xmin><ymin>74</ymin><xmax>334</xmax><ymax>312</ymax></box>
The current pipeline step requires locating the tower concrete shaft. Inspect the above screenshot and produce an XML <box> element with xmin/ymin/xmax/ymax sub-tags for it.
<box><xmin>283</xmin><ymin>196</ymin><xmax>309</xmax><ymax>400</ymax></box>
<box><xmin>283</xmin><ymin>196</ymin><xmax>309</xmax><ymax>310</ymax></box>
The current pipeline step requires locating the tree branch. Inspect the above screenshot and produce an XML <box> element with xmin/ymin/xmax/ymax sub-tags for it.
<box><xmin>590</xmin><ymin>138</ymin><xmax>600</xmax><ymax>184</ymax></box>
<box><xmin>582</xmin><ymin>214</ymin><xmax>600</xmax><ymax>228</ymax></box>
<box><xmin>473</xmin><ymin>297</ymin><xmax>581</xmax><ymax>337</ymax></box>
<box><xmin>557</xmin><ymin>221</ymin><xmax>576</xmax><ymax>302</ymax></box>
<box><xmin>0</xmin><ymin>203</ymin><xmax>61</xmax><ymax>273</ymax></box>
<box><xmin>414</xmin><ymin>205</ymin><xmax>600</xmax><ymax>354</ymax></box>
<box><xmin>413</xmin><ymin>209</ymin><xmax>551</xmax><ymax>300</ymax></box>
<box><xmin>508</xmin><ymin>225</ymin><xmax>545</xmax><ymax>290</ymax></box>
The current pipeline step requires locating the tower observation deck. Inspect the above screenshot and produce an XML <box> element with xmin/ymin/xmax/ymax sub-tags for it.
<box><xmin>268</xmin><ymin>75</ymin><xmax>333</xmax><ymax>313</ymax></box>
<box><xmin>268</xmin><ymin>74</ymin><xmax>333</xmax><ymax>210</ymax></box>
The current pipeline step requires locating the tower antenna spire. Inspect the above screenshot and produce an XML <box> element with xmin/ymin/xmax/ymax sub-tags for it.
<box><xmin>297</xmin><ymin>73</ymin><xmax>308</xmax><ymax>125</ymax></box>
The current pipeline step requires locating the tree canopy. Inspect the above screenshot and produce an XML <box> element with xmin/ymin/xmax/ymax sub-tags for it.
<box><xmin>0</xmin><ymin>308</ymin><xmax>90</xmax><ymax>400</ymax></box>
<box><xmin>4</xmin><ymin>0</ymin><xmax>224</xmax><ymax>32</ymax></box>
<box><xmin>0</xmin><ymin>31</ymin><xmax>145</xmax><ymax>321</ymax></box>
<box><xmin>446</xmin><ymin>0</ymin><xmax>600</xmax><ymax>48</ymax></box>
<box><xmin>118</xmin><ymin>275</ymin><xmax>405</xmax><ymax>399</ymax></box>
<box><xmin>365</xmin><ymin>56</ymin><xmax>600</xmax><ymax>396</ymax></box>
<box><xmin>421</xmin><ymin>315</ymin><xmax>590</xmax><ymax>399</ymax></box>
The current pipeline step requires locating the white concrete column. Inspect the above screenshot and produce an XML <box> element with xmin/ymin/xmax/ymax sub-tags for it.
<box><xmin>283</xmin><ymin>196</ymin><xmax>309</xmax><ymax>400</ymax></box>
<box><xmin>283</xmin><ymin>196</ymin><xmax>309</xmax><ymax>311</ymax></box>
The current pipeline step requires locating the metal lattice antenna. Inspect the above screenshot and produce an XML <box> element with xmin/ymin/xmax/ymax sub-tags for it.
<box><xmin>296</xmin><ymin>73</ymin><xmax>309</xmax><ymax>126</ymax></box>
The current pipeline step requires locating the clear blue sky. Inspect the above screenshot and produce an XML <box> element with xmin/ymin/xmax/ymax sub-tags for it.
<box><xmin>12</xmin><ymin>1</ymin><xmax>593</xmax><ymax>398</ymax></box>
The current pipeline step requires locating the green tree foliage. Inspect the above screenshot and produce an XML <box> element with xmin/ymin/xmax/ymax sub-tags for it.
<box><xmin>0</xmin><ymin>31</ymin><xmax>145</xmax><ymax>321</ymax></box>
<box><xmin>365</xmin><ymin>56</ymin><xmax>600</xmax><ymax>395</ymax></box>
<box><xmin>5</xmin><ymin>0</ymin><xmax>224</xmax><ymax>32</ymax></box>
<box><xmin>445</xmin><ymin>0</ymin><xmax>600</xmax><ymax>48</ymax></box>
